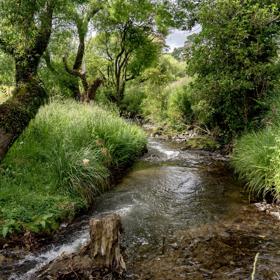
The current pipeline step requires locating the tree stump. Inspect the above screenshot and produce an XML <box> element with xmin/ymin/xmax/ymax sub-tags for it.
<box><xmin>37</xmin><ymin>214</ymin><xmax>126</xmax><ymax>279</ymax></box>
<box><xmin>89</xmin><ymin>214</ymin><xmax>126</xmax><ymax>274</ymax></box>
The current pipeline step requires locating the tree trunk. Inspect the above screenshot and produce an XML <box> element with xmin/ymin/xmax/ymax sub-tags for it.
<box><xmin>116</xmin><ymin>83</ymin><xmax>125</xmax><ymax>106</ymax></box>
<box><xmin>15</xmin><ymin>56</ymin><xmax>39</xmax><ymax>86</ymax></box>
<box><xmin>85</xmin><ymin>78</ymin><xmax>103</xmax><ymax>102</ymax></box>
<box><xmin>0</xmin><ymin>0</ymin><xmax>54</xmax><ymax>162</ymax></box>
<box><xmin>88</xmin><ymin>214</ymin><xmax>126</xmax><ymax>273</ymax></box>
<box><xmin>69</xmin><ymin>78</ymin><xmax>81</xmax><ymax>101</ymax></box>
<box><xmin>0</xmin><ymin>79</ymin><xmax>47</xmax><ymax>161</ymax></box>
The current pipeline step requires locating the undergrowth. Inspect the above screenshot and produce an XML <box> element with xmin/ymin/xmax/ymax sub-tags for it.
<box><xmin>0</xmin><ymin>100</ymin><xmax>146</xmax><ymax>237</ymax></box>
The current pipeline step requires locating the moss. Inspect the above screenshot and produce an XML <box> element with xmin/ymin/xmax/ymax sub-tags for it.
<box><xmin>0</xmin><ymin>80</ymin><xmax>47</xmax><ymax>135</ymax></box>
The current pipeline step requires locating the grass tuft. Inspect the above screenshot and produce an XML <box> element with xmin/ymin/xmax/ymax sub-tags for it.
<box><xmin>231</xmin><ymin>126</ymin><xmax>280</xmax><ymax>199</ymax></box>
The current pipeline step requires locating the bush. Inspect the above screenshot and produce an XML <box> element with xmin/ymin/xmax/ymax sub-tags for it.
<box><xmin>166</xmin><ymin>78</ymin><xmax>193</xmax><ymax>128</ymax></box>
<box><xmin>232</xmin><ymin>86</ymin><xmax>280</xmax><ymax>200</ymax></box>
<box><xmin>120</xmin><ymin>85</ymin><xmax>145</xmax><ymax>118</ymax></box>
<box><xmin>186</xmin><ymin>0</ymin><xmax>280</xmax><ymax>141</ymax></box>
<box><xmin>0</xmin><ymin>100</ymin><xmax>146</xmax><ymax>237</ymax></box>
<box><xmin>141</xmin><ymin>77</ymin><xmax>193</xmax><ymax>130</ymax></box>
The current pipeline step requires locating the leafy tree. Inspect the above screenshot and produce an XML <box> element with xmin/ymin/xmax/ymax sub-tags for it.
<box><xmin>171</xmin><ymin>47</ymin><xmax>186</xmax><ymax>61</ymax></box>
<box><xmin>90</xmin><ymin>0</ymin><xmax>171</xmax><ymax>105</ymax></box>
<box><xmin>61</xmin><ymin>0</ymin><xmax>104</xmax><ymax>101</ymax></box>
<box><xmin>139</xmin><ymin>54</ymin><xmax>187</xmax><ymax>122</ymax></box>
<box><xmin>186</xmin><ymin>0</ymin><xmax>280</xmax><ymax>140</ymax></box>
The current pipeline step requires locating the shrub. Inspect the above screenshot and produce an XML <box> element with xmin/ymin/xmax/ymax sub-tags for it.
<box><xmin>0</xmin><ymin>100</ymin><xmax>146</xmax><ymax>236</ymax></box>
<box><xmin>232</xmin><ymin>85</ymin><xmax>280</xmax><ymax>200</ymax></box>
<box><xmin>120</xmin><ymin>85</ymin><xmax>145</xmax><ymax>118</ymax></box>
<box><xmin>166</xmin><ymin>78</ymin><xmax>193</xmax><ymax>128</ymax></box>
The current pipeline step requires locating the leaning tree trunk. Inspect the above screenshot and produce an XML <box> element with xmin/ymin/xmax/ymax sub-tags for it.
<box><xmin>0</xmin><ymin>1</ymin><xmax>54</xmax><ymax>162</ymax></box>
<box><xmin>0</xmin><ymin>78</ymin><xmax>47</xmax><ymax>161</ymax></box>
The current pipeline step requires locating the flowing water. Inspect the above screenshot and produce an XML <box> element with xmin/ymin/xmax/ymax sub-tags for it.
<box><xmin>1</xmin><ymin>138</ymin><xmax>280</xmax><ymax>279</ymax></box>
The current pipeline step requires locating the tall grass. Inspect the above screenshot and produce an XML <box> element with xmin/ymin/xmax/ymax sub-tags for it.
<box><xmin>0</xmin><ymin>100</ymin><xmax>146</xmax><ymax>236</ymax></box>
<box><xmin>231</xmin><ymin>128</ymin><xmax>277</xmax><ymax>198</ymax></box>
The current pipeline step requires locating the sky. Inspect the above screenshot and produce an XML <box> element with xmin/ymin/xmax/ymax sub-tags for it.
<box><xmin>166</xmin><ymin>26</ymin><xmax>201</xmax><ymax>51</ymax></box>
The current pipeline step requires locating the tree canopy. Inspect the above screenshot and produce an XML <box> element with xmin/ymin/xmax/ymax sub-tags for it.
<box><xmin>186</xmin><ymin>0</ymin><xmax>280</xmax><ymax>139</ymax></box>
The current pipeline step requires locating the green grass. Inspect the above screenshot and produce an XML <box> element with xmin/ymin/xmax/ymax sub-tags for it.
<box><xmin>231</xmin><ymin>126</ymin><xmax>280</xmax><ymax>199</ymax></box>
<box><xmin>0</xmin><ymin>100</ymin><xmax>146</xmax><ymax>237</ymax></box>
<box><xmin>231</xmin><ymin>89</ymin><xmax>280</xmax><ymax>200</ymax></box>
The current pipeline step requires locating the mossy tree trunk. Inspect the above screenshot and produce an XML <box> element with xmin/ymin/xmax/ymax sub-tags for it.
<box><xmin>0</xmin><ymin>1</ymin><xmax>54</xmax><ymax>161</ymax></box>
<box><xmin>0</xmin><ymin>81</ymin><xmax>47</xmax><ymax>160</ymax></box>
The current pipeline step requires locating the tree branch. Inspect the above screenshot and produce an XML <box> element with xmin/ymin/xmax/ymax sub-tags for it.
<box><xmin>43</xmin><ymin>50</ymin><xmax>56</xmax><ymax>73</ymax></box>
<box><xmin>32</xmin><ymin>0</ymin><xmax>55</xmax><ymax>56</ymax></box>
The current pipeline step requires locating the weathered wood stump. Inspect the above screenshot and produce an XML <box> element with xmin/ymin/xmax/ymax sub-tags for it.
<box><xmin>89</xmin><ymin>214</ymin><xmax>126</xmax><ymax>273</ymax></box>
<box><xmin>37</xmin><ymin>214</ymin><xmax>126</xmax><ymax>279</ymax></box>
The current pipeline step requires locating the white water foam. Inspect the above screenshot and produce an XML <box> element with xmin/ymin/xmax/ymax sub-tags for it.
<box><xmin>9</xmin><ymin>230</ymin><xmax>89</xmax><ymax>280</ymax></box>
<box><xmin>148</xmin><ymin>140</ymin><xmax>179</xmax><ymax>159</ymax></box>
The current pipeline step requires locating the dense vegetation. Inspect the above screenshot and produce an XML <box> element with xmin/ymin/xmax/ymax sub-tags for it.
<box><xmin>0</xmin><ymin>100</ymin><xmax>146</xmax><ymax>236</ymax></box>
<box><xmin>0</xmin><ymin>0</ymin><xmax>280</xmax><ymax>238</ymax></box>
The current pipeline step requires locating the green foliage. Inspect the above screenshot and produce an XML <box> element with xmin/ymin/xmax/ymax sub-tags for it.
<box><xmin>187</xmin><ymin>0</ymin><xmax>280</xmax><ymax>141</ymax></box>
<box><xmin>141</xmin><ymin>74</ymin><xmax>192</xmax><ymax>130</ymax></box>
<box><xmin>120</xmin><ymin>54</ymin><xmax>193</xmax><ymax>130</ymax></box>
<box><xmin>232</xmin><ymin>87</ymin><xmax>280</xmax><ymax>199</ymax></box>
<box><xmin>89</xmin><ymin>0</ymin><xmax>172</xmax><ymax>103</ymax></box>
<box><xmin>231</xmin><ymin>127</ymin><xmax>277</xmax><ymax>198</ymax></box>
<box><xmin>0</xmin><ymin>100</ymin><xmax>146</xmax><ymax>237</ymax></box>
<box><xmin>120</xmin><ymin>85</ymin><xmax>145</xmax><ymax>118</ymax></box>
<box><xmin>39</xmin><ymin>28</ymin><xmax>77</xmax><ymax>97</ymax></box>
<box><xmin>166</xmin><ymin>78</ymin><xmax>193</xmax><ymax>127</ymax></box>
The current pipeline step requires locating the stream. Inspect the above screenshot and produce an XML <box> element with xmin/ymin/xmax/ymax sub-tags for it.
<box><xmin>1</xmin><ymin>138</ymin><xmax>280</xmax><ymax>279</ymax></box>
